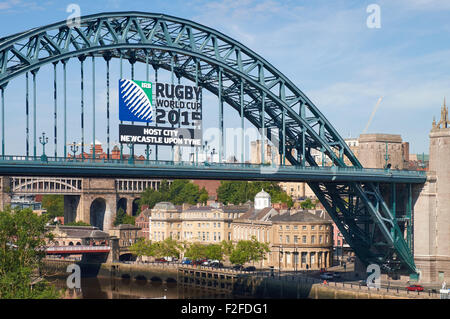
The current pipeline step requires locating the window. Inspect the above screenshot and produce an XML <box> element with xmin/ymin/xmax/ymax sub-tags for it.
<box><xmin>311</xmin><ymin>235</ymin><xmax>315</xmax><ymax>244</ymax></box>
<box><xmin>294</xmin><ymin>226</ymin><xmax>298</xmax><ymax>230</ymax></box>
<box><xmin>286</xmin><ymin>235</ymin><xmax>290</xmax><ymax>244</ymax></box>
<box><xmin>301</xmin><ymin>252</ymin><xmax>307</xmax><ymax>264</ymax></box>
<box><xmin>279</xmin><ymin>225</ymin><xmax>282</xmax><ymax>230</ymax></box>
<box><xmin>279</xmin><ymin>235</ymin><xmax>282</xmax><ymax>243</ymax></box>
<box><xmin>319</xmin><ymin>225</ymin><xmax>323</xmax><ymax>230</ymax></box>
<box><xmin>218</xmin><ymin>233</ymin><xmax>221</xmax><ymax>241</ymax></box>
<box><xmin>228</xmin><ymin>232</ymin><xmax>231</xmax><ymax>240</ymax></box>
<box><xmin>319</xmin><ymin>235</ymin><xmax>323</xmax><ymax>244</ymax></box>
<box><xmin>302</xmin><ymin>226</ymin><xmax>307</xmax><ymax>230</ymax></box>
<box><xmin>218</xmin><ymin>223</ymin><xmax>221</xmax><ymax>228</ymax></box>
<box><xmin>286</xmin><ymin>226</ymin><xmax>290</xmax><ymax>230</ymax></box>
<box><xmin>294</xmin><ymin>235</ymin><xmax>298</xmax><ymax>244</ymax></box>
<box><xmin>302</xmin><ymin>236</ymin><xmax>307</xmax><ymax>244</ymax></box>
<box><xmin>311</xmin><ymin>225</ymin><xmax>315</xmax><ymax>230</ymax></box>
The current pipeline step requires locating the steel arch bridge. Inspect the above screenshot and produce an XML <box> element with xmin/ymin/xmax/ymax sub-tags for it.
<box><xmin>0</xmin><ymin>12</ymin><xmax>424</xmax><ymax>273</ymax></box>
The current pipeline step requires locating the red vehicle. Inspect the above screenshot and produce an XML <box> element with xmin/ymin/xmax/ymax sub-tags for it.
<box><xmin>406</xmin><ymin>285</ymin><xmax>424</xmax><ymax>292</ymax></box>
<box><xmin>155</xmin><ymin>258</ymin><xmax>167</xmax><ymax>263</ymax></box>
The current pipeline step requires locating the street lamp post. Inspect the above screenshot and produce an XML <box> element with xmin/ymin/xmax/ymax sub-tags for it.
<box><xmin>210</xmin><ymin>148</ymin><xmax>217</xmax><ymax>163</ymax></box>
<box><xmin>384</xmin><ymin>142</ymin><xmax>390</xmax><ymax>169</ymax></box>
<box><xmin>70</xmin><ymin>141</ymin><xmax>79</xmax><ymax>160</ymax></box>
<box><xmin>337</xmin><ymin>232</ymin><xmax>344</xmax><ymax>266</ymax></box>
<box><xmin>145</xmin><ymin>147</ymin><xmax>152</xmax><ymax>162</ymax></box>
<box><xmin>39</xmin><ymin>132</ymin><xmax>48</xmax><ymax>162</ymax></box>
<box><xmin>202</xmin><ymin>141</ymin><xmax>210</xmax><ymax>164</ymax></box>
<box><xmin>127</xmin><ymin>142</ymin><xmax>134</xmax><ymax>164</ymax></box>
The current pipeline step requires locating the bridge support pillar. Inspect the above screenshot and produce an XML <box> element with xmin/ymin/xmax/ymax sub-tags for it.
<box><xmin>64</xmin><ymin>195</ymin><xmax>80</xmax><ymax>224</ymax></box>
<box><xmin>0</xmin><ymin>176</ymin><xmax>11</xmax><ymax>210</ymax></box>
<box><xmin>414</xmin><ymin>118</ymin><xmax>450</xmax><ymax>284</ymax></box>
<box><xmin>107</xmin><ymin>237</ymin><xmax>119</xmax><ymax>263</ymax></box>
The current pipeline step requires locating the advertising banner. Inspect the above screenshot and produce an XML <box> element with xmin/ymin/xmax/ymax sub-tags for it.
<box><xmin>119</xmin><ymin>124</ymin><xmax>201</xmax><ymax>147</ymax></box>
<box><xmin>119</xmin><ymin>79</ymin><xmax>202</xmax><ymax>146</ymax></box>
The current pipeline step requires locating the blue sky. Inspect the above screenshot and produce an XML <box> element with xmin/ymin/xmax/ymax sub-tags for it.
<box><xmin>1</xmin><ymin>0</ymin><xmax>450</xmax><ymax>157</ymax></box>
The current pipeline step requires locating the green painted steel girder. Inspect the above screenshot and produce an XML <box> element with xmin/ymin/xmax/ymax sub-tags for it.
<box><xmin>0</xmin><ymin>12</ymin><xmax>422</xmax><ymax>273</ymax></box>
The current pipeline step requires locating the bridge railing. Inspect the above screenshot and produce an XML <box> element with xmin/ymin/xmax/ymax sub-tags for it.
<box><xmin>0</xmin><ymin>155</ymin><xmax>426</xmax><ymax>178</ymax></box>
<box><xmin>46</xmin><ymin>245</ymin><xmax>110</xmax><ymax>252</ymax></box>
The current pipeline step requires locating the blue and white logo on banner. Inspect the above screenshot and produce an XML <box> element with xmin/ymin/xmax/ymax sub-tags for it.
<box><xmin>119</xmin><ymin>79</ymin><xmax>154</xmax><ymax>123</ymax></box>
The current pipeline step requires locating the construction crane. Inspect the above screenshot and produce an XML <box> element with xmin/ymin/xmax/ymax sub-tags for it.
<box><xmin>362</xmin><ymin>97</ymin><xmax>383</xmax><ymax>134</ymax></box>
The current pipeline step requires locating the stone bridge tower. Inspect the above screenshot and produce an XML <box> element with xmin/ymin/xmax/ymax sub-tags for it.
<box><xmin>414</xmin><ymin>98</ymin><xmax>450</xmax><ymax>284</ymax></box>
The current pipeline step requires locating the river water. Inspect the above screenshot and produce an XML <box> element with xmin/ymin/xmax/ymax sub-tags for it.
<box><xmin>47</xmin><ymin>276</ymin><xmax>237</xmax><ymax>299</ymax></box>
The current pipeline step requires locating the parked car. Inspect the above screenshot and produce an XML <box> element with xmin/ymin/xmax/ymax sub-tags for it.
<box><xmin>333</xmin><ymin>272</ymin><xmax>341</xmax><ymax>278</ymax></box>
<box><xmin>320</xmin><ymin>273</ymin><xmax>333</xmax><ymax>280</ymax></box>
<box><xmin>243</xmin><ymin>266</ymin><xmax>256</xmax><ymax>271</ymax></box>
<box><xmin>181</xmin><ymin>258</ymin><xmax>192</xmax><ymax>265</ymax></box>
<box><xmin>406</xmin><ymin>285</ymin><xmax>424</xmax><ymax>292</ymax></box>
<box><xmin>232</xmin><ymin>264</ymin><xmax>243</xmax><ymax>271</ymax></box>
<box><xmin>155</xmin><ymin>258</ymin><xmax>167</xmax><ymax>263</ymax></box>
<box><xmin>320</xmin><ymin>268</ymin><xmax>327</xmax><ymax>273</ymax></box>
<box><xmin>210</xmin><ymin>262</ymin><xmax>223</xmax><ymax>268</ymax></box>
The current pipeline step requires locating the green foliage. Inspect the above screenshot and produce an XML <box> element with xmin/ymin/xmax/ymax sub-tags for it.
<box><xmin>221</xmin><ymin>240</ymin><xmax>234</xmax><ymax>256</ymax></box>
<box><xmin>129</xmin><ymin>238</ymin><xmax>153</xmax><ymax>261</ymax></box>
<box><xmin>184</xmin><ymin>242</ymin><xmax>207</xmax><ymax>261</ymax></box>
<box><xmin>129</xmin><ymin>237</ymin><xmax>181</xmax><ymax>259</ymax></box>
<box><xmin>41</xmin><ymin>195</ymin><xmax>64</xmax><ymax>219</ymax></box>
<box><xmin>152</xmin><ymin>237</ymin><xmax>181</xmax><ymax>258</ymax></box>
<box><xmin>217</xmin><ymin>181</ymin><xmax>293</xmax><ymax>207</ymax></box>
<box><xmin>229</xmin><ymin>236</ymin><xmax>270</xmax><ymax>266</ymax></box>
<box><xmin>0</xmin><ymin>208</ymin><xmax>61</xmax><ymax>299</ymax></box>
<box><xmin>300</xmin><ymin>198</ymin><xmax>317</xmax><ymax>210</ymax></box>
<box><xmin>64</xmin><ymin>221</ymin><xmax>90</xmax><ymax>227</ymax></box>
<box><xmin>113</xmin><ymin>208</ymin><xmax>135</xmax><ymax>226</ymax></box>
<box><xmin>139</xmin><ymin>179</ymin><xmax>208</xmax><ymax>209</ymax></box>
<box><xmin>204</xmin><ymin>244</ymin><xmax>223</xmax><ymax>261</ymax></box>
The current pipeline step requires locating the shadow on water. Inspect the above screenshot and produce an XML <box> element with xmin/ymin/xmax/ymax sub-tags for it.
<box><xmin>47</xmin><ymin>275</ymin><xmax>236</xmax><ymax>299</ymax></box>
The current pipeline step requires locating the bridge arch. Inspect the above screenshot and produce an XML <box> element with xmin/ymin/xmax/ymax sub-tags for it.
<box><xmin>117</xmin><ymin>197</ymin><xmax>127</xmax><ymax>214</ymax></box>
<box><xmin>132</xmin><ymin>198</ymin><xmax>140</xmax><ymax>216</ymax></box>
<box><xmin>0</xmin><ymin>12</ymin><xmax>417</xmax><ymax>273</ymax></box>
<box><xmin>89</xmin><ymin>197</ymin><xmax>112</xmax><ymax>230</ymax></box>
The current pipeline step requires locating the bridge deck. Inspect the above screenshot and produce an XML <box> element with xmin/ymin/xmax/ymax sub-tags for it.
<box><xmin>0</xmin><ymin>156</ymin><xmax>426</xmax><ymax>183</ymax></box>
<box><xmin>46</xmin><ymin>245</ymin><xmax>110</xmax><ymax>254</ymax></box>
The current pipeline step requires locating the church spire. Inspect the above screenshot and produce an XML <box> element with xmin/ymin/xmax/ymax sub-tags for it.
<box><xmin>434</xmin><ymin>97</ymin><xmax>450</xmax><ymax>130</ymax></box>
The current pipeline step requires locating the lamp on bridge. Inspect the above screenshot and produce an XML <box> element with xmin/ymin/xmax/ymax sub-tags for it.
<box><xmin>210</xmin><ymin>148</ymin><xmax>216</xmax><ymax>163</ymax></box>
<box><xmin>39</xmin><ymin>132</ymin><xmax>48</xmax><ymax>162</ymax></box>
<box><xmin>384</xmin><ymin>142</ymin><xmax>391</xmax><ymax>170</ymax></box>
<box><xmin>127</xmin><ymin>142</ymin><xmax>134</xmax><ymax>164</ymax></box>
<box><xmin>202</xmin><ymin>141</ymin><xmax>210</xmax><ymax>164</ymax></box>
<box><xmin>70</xmin><ymin>141</ymin><xmax>79</xmax><ymax>159</ymax></box>
<box><xmin>145</xmin><ymin>147</ymin><xmax>152</xmax><ymax>161</ymax></box>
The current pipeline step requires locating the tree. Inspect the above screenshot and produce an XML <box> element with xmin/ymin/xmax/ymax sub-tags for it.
<box><xmin>129</xmin><ymin>238</ymin><xmax>153</xmax><ymax>261</ymax></box>
<box><xmin>41</xmin><ymin>195</ymin><xmax>64</xmax><ymax>219</ymax></box>
<box><xmin>205</xmin><ymin>244</ymin><xmax>223</xmax><ymax>261</ymax></box>
<box><xmin>184</xmin><ymin>242</ymin><xmax>207</xmax><ymax>261</ymax></box>
<box><xmin>0</xmin><ymin>208</ymin><xmax>61</xmax><ymax>298</ymax></box>
<box><xmin>153</xmin><ymin>237</ymin><xmax>181</xmax><ymax>259</ymax></box>
<box><xmin>221</xmin><ymin>240</ymin><xmax>234</xmax><ymax>257</ymax></box>
<box><xmin>217</xmin><ymin>181</ymin><xmax>293</xmax><ymax>207</ymax></box>
<box><xmin>139</xmin><ymin>179</ymin><xmax>208</xmax><ymax>209</ymax></box>
<box><xmin>114</xmin><ymin>208</ymin><xmax>135</xmax><ymax>226</ymax></box>
<box><xmin>229</xmin><ymin>237</ymin><xmax>270</xmax><ymax>266</ymax></box>
<box><xmin>300</xmin><ymin>198</ymin><xmax>317</xmax><ymax>210</ymax></box>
